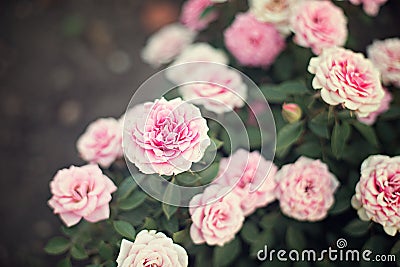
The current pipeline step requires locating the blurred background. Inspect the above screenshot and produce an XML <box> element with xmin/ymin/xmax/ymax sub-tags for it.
<box><xmin>0</xmin><ymin>0</ymin><xmax>183</xmax><ymax>266</ymax></box>
<box><xmin>1</xmin><ymin>0</ymin><xmax>399</xmax><ymax>266</ymax></box>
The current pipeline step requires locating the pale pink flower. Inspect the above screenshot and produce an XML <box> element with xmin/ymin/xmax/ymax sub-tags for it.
<box><xmin>290</xmin><ymin>0</ymin><xmax>348</xmax><ymax>55</ymax></box>
<box><xmin>189</xmin><ymin>184</ymin><xmax>244</xmax><ymax>246</ymax></box>
<box><xmin>141</xmin><ymin>23</ymin><xmax>196</xmax><ymax>67</ymax></box>
<box><xmin>48</xmin><ymin>164</ymin><xmax>117</xmax><ymax>227</ymax></box>
<box><xmin>215</xmin><ymin>149</ymin><xmax>278</xmax><ymax>216</ymax></box>
<box><xmin>224</xmin><ymin>12</ymin><xmax>285</xmax><ymax>68</ymax></box>
<box><xmin>282</xmin><ymin>103</ymin><xmax>302</xmax><ymax>123</ymax></box>
<box><xmin>308</xmin><ymin>47</ymin><xmax>384</xmax><ymax>117</ymax></box>
<box><xmin>367</xmin><ymin>38</ymin><xmax>400</xmax><ymax>87</ymax></box>
<box><xmin>351</xmin><ymin>155</ymin><xmax>400</xmax><ymax>236</ymax></box>
<box><xmin>249</xmin><ymin>0</ymin><xmax>299</xmax><ymax>35</ymax></box>
<box><xmin>123</xmin><ymin>97</ymin><xmax>210</xmax><ymax>175</ymax></box>
<box><xmin>178</xmin><ymin>64</ymin><xmax>247</xmax><ymax>114</ymax></box>
<box><xmin>116</xmin><ymin>230</ymin><xmax>188</xmax><ymax>267</ymax></box>
<box><xmin>349</xmin><ymin>0</ymin><xmax>388</xmax><ymax>16</ymax></box>
<box><xmin>166</xmin><ymin>42</ymin><xmax>229</xmax><ymax>84</ymax></box>
<box><xmin>77</xmin><ymin>118</ymin><xmax>123</xmax><ymax>168</ymax></box>
<box><xmin>357</xmin><ymin>88</ymin><xmax>392</xmax><ymax>125</ymax></box>
<box><xmin>180</xmin><ymin>0</ymin><xmax>218</xmax><ymax>31</ymax></box>
<box><xmin>275</xmin><ymin>157</ymin><xmax>340</xmax><ymax>221</ymax></box>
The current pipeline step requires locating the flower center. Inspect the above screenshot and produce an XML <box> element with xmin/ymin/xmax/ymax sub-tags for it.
<box><xmin>378</xmin><ymin>172</ymin><xmax>400</xmax><ymax>205</ymax></box>
<box><xmin>143</xmin><ymin>258</ymin><xmax>160</xmax><ymax>267</ymax></box>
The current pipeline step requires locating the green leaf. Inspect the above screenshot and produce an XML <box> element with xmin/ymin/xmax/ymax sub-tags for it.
<box><xmin>200</xmin><ymin>6</ymin><xmax>215</xmax><ymax>19</ymax></box>
<box><xmin>391</xmin><ymin>240</ymin><xmax>400</xmax><ymax>254</ymax></box>
<box><xmin>116</xmin><ymin>177</ymin><xmax>137</xmax><ymax>200</ymax></box>
<box><xmin>70</xmin><ymin>244</ymin><xmax>88</xmax><ymax>260</ymax></box>
<box><xmin>247</xmin><ymin>126</ymin><xmax>262</xmax><ymax>149</ymax></box>
<box><xmin>44</xmin><ymin>237</ymin><xmax>70</xmax><ymax>255</ymax></box>
<box><xmin>295</xmin><ymin>141</ymin><xmax>322</xmax><ymax>158</ymax></box>
<box><xmin>142</xmin><ymin>217</ymin><xmax>157</xmax><ymax>230</ymax></box>
<box><xmin>279</xmin><ymin>80</ymin><xmax>310</xmax><ymax>95</ymax></box>
<box><xmin>380</xmin><ymin>106</ymin><xmax>400</xmax><ymax>120</ymax></box>
<box><xmin>343</xmin><ymin>220</ymin><xmax>370</xmax><ymax>237</ymax></box>
<box><xmin>175</xmin><ymin>172</ymin><xmax>199</xmax><ymax>186</ymax></box>
<box><xmin>259</xmin><ymin>212</ymin><xmax>280</xmax><ymax>229</ymax></box>
<box><xmin>331</xmin><ymin>121</ymin><xmax>351</xmax><ymax>159</ymax></box>
<box><xmin>260</xmin><ymin>85</ymin><xmax>287</xmax><ymax>103</ymax></box>
<box><xmin>113</xmin><ymin>220</ymin><xmax>136</xmax><ymax>240</ymax></box>
<box><xmin>197</xmin><ymin>162</ymin><xmax>220</xmax><ymax>185</ymax></box>
<box><xmin>173</xmin><ymin>228</ymin><xmax>189</xmax><ymax>244</ymax></box>
<box><xmin>308</xmin><ymin>121</ymin><xmax>330</xmax><ymax>139</ymax></box>
<box><xmin>329</xmin><ymin>187</ymin><xmax>352</xmax><ymax>215</ymax></box>
<box><xmin>99</xmin><ymin>241</ymin><xmax>114</xmax><ymax>260</ymax></box>
<box><xmin>276</xmin><ymin>121</ymin><xmax>304</xmax><ymax>151</ymax></box>
<box><xmin>57</xmin><ymin>258</ymin><xmax>72</xmax><ymax>267</ymax></box>
<box><xmin>162</xmin><ymin>181</ymin><xmax>180</xmax><ymax>220</ymax></box>
<box><xmin>351</xmin><ymin>121</ymin><xmax>379</xmax><ymax>147</ymax></box>
<box><xmin>250</xmin><ymin>228</ymin><xmax>275</xmax><ymax>257</ymax></box>
<box><xmin>211</xmin><ymin>137</ymin><xmax>224</xmax><ymax>150</ymax></box>
<box><xmin>286</xmin><ymin>226</ymin><xmax>306</xmax><ymax>250</ymax></box>
<box><xmin>241</xmin><ymin>221</ymin><xmax>259</xmax><ymax>244</ymax></box>
<box><xmin>161</xmin><ymin>216</ymin><xmax>179</xmax><ymax>234</ymax></box>
<box><xmin>119</xmin><ymin>191</ymin><xmax>146</xmax><ymax>211</ymax></box>
<box><xmin>213</xmin><ymin>238</ymin><xmax>241</xmax><ymax>267</ymax></box>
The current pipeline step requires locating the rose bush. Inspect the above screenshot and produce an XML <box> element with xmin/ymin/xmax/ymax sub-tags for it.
<box><xmin>45</xmin><ymin>1</ymin><xmax>400</xmax><ymax>266</ymax></box>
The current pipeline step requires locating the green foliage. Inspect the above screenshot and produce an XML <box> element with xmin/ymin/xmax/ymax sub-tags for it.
<box><xmin>113</xmin><ymin>220</ymin><xmax>136</xmax><ymax>240</ymax></box>
<box><xmin>44</xmin><ymin>237</ymin><xmax>70</xmax><ymax>255</ymax></box>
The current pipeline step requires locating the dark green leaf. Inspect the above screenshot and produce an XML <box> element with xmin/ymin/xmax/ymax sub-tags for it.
<box><xmin>380</xmin><ymin>106</ymin><xmax>400</xmax><ymax>120</ymax></box>
<box><xmin>352</xmin><ymin>121</ymin><xmax>379</xmax><ymax>147</ymax></box>
<box><xmin>260</xmin><ymin>85</ymin><xmax>287</xmax><ymax>103</ymax></box>
<box><xmin>308</xmin><ymin>122</ymin><xmax>329</xmax><ymax>140</ymax></box>
<box><xmin>162</xmin><ymin>181</ymin><xmax>180</xmax><ymax>220</ymax></box>
<box><xmin>279</xmin><ymin>80</ymin><xmax>310</xmax><ymax>95</ymax></box>
<box><xmin>276</xmin><ymin>121</ymin><xmax>304</xmax><ymax>151</ymax></box>
<box><xmin>175</xmin><ymin>172</ymin><xmax>199</xmax><ymax>186</ymax></box>
<box><xmin>161</xmin><ymin>216</ymin><xmax>179</xmax><ymax>234</ymax></box>
<box><xmin>250</xmin><ymin>228</ymin><xmax>275</xmax><ymax>257</ymax></box>
<box><xmin>113</xmin><ymin>220</ymin><xmax>136</xmax><ymax>240</ymax></box>
<box><xmin>295</xmin><ymin>141</ymin><xmax>322</xmax><ymax>158</ymax></box>
<box><xmin>331</xmin><ymin>121</ymin><xmax>351</xmax><ymax>159</ymax></box>
<box><xmin>99</xmin><ymin>241</ymin><xmax>114</xmax><ymax>260</ymax></box>
<box><xmin>44</xmin><ymin>236</ymin><xmax>70</xmax><ymax>255</ymax></box>
<box><xmin>211</xmin><ymin>137</ymin><xmax>223</xmax><ymax>150</ymax></box>
<box><xmin>172</xmin><ymin>228</ymin><xmax>189</xmax><ymax>244</ymax></box>
<box><xmin>391</xmin><ymin>240</ymin><xmax>400</xmax><ymax>254</ymax></box>
<box><xmin>200</xmin><ymin>6</ymin><xmax>215</xmax><ymax>19</ymax></box>
<box><xmin>247</xmin><ymin>126</ymin><xmax>262</xmax><ymax>149</ymax></box>
<box><xmin>119</xmin><ymin>191</ymin><xmax>146</xmax><ymax>211</ymax></box>
<box><xmin>286</xmin><ymin>226</ymin><xmax>306</xmax><ymax>250</ymax></box>
<box><xmin>116</xmin><ymin>177</ymin><xmax>137</xmax><ymax>200</ymax></box>
<box><xmin>57</xmin><ymin>258</ymin><xmax>72</xmax><ymax>267</ymax></box>
<box><xmin>213</xmin><ymin>238</ymin><xmax>241</xmax><ymax>267</ymax></box>
<box><xmin>241</xmin><ymin>221</ymin><xmax>259</xmax><ymax>244</ymax></box>
<box><xmin>142</xmin><ymin>217</ymin><xmax>157</xmax><ymax>230</ymax></box>
<box><xmin>329</xmin><ymin>187</ymin><xmax>352</xmax><ymax>215</ymax></box>
<box><xmin>343</xmin><ymin>220</ymin><xmax>370</xmax><ymax>237</ymax></box>
<box><xmin>70</xmin><ymin>244</ymin><xmax>88</xmax><ymax>260</ymax></box>
<box><xmin>259</xmin><ymin>212</ymin><xmax>280</xmax><ymax>229</ymax></box>
<box><xmin>197</xmin><ymin>162</ymin><xmax>220</xmax><ymax>185</ymax></box>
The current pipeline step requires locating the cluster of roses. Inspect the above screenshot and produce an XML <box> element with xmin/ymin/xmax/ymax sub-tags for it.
<box><xmin>47</xmin><ymin>0</ymin><xmax>400</xmax><ymax>266</ymax></box>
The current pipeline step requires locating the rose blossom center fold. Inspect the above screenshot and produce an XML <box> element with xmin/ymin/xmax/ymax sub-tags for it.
<box><xmin>376</xmin><ymin>171</ymin><xmax>400</xmax><ymax>205</ymax></box>
<box><xmin>71</xmin><ymin>181</ymin><xmax>90</xmax><ymax>201</ymax></box>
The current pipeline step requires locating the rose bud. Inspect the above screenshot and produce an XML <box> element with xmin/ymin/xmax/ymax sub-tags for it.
<box><xmin>282</xmin><ymin>103</ymin><xmax>302</xmax><ymax>123</ymax></box>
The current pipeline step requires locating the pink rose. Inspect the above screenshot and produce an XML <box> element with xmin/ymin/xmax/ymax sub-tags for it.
<box><xmin>189</xmin><ymin>184</ymin><xmax>244</xmax><ymax>246</ymax></box>
<box><xmin>215</xmin><ymin>149</ymin><xmax>278</xmax><ymax>216</ymax></box>
<box><xmin>290</xmin><ymin>1</ymin><xmax>348</xmax><ymax>55</ymax></box>
<box><xmin>123</xmin><ymin>97</ymin><xmax>210</xmax><ymax>175</ymax></box>
<box><xmin>308</xmin><ymin>47</ymin><xmax>384</xmax><ymax>117</ymax></box>
<box><xmin>351</xmin><ymin>155</ymin><xmax>400</xmax><ymax>236</ymax></box>
<box><xmin>275</xmin><ymin>157</ymin><xmax>340</xmax><ymax>221</ymax></box>
<box><xmin>249</xmin><ymin>0</ymin><xmax>298</xmax><ymax>35</ymax></box>
<box><xmin>178</xmin><ymin>64</ymin><xmax>247</xmax><ymax>114</ymax></box>
<box><xmin>349</xmin><ymin>0</ymin><xmax>388</xmax><ymax>16</ymax></box>
<box><xmin>357</xmin><ymin>88</ymin><xmax>392</xmax><ymax>125</ymax></box>
<box><xmin>48</xmin><ymin>164</ymin><xmax>117</xmax><ymax>227</ymax></box>
<box><xmin>367</xmin><ymin>38</ymin><xmax>400</xmax><ymax>87</ymax></box>
<box><xmin>224</xmin><ymin>12</ymin><xmax>286</xmax><ymax>68</ymax></box>
<box><xmin>116</xmin><ymin>230</ymin><xmax>188</xmax><ymax>267</ymax></box>
<box><xmin>166</xmin><ymin>42</ymin><xmax>229</xmax><ymax>84</ymax></box>
<box><xmin>180</xmin><ymin>0</ymin><xmax>218</xmax><ymax>31</ymax></box>
<box><xmin>141</xmin><ymin>23</ymin><xmax>196</xmax><ymax>68</ymax></box>
<box><xmin>77</xmin><ymin>118</ymin><xmax>123</xmax><ymax>168</ymax></box>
